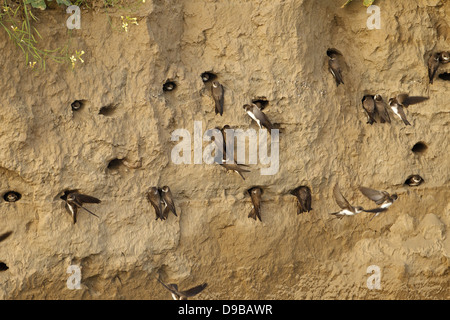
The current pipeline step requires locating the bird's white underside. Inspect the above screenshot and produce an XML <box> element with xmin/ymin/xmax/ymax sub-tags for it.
<box><xmin>247</xmin><ymin>111</ymin><xmax>261</xmax><ymax>128</ymax></box>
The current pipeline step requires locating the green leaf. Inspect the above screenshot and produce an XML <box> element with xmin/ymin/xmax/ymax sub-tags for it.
<box><xmin>24</xmin><ymin>0</ymin><xmax>47</xmax><ymax>10</ymax></box>
<box><xmin>363</xmin><ymin>0</ymin><xmax>375</xmax><ymax>6</ymax></box>
<box><xmin>56</xmin><ymin>0</ymin><xmax>73</xmax><ymax>6</ymax></box>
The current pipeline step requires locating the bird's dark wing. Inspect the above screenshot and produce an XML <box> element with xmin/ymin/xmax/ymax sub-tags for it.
<box><xmin>155</xmin><ymin>277</ymin><xmax>180</xmax><ymax>296</ymax></box>
<box><xmin>358</xmin><ymin>186</ymin><xmax>385</xmax><ymax>204</ymax></box>
<box><xmin>375</xmin><ymin>100</ymin><xmax>391</xmax><ymax>123</ymax></box>
<box><xmin>398</xmin><ymin>94</ymin><xmax>429</xmax><ymax>107</ymax></box>
<box><xmin>181</xmin><ymin>283</ymin><xmax>208</xmax><ymax>298</ymax></box>
<box><xmin>333</xmin><ymin>184</ymin><xmax>352</xmax><ymax>211</ymax></box>
<box><xmin>363</xmin><ymin>207</ymin><xmax>388</xmax><ymax>213</ymax></box>
<box><xmin>397</xmin><ymin>106</ymin><xmax>411</xmax><ymax>125</ymax></box>
<box><xmin>329</xmin><ymin>59</ymin><xmax>344</xmax><ymax>85</ymax></box>
<box><xmin>162</xmin><ymin>191</ymin><xmax>177</xmax><ymax>217</ymax></box>
<box><xmin>74</xmin><ymin>194</ymin><xmax>101</xmax><ymax>204</ymax></box>
<box><xmin>147</xmin><ymin>192</ymin><xmax>164</xmax><ymax>220</ymax></box>
<box><xmin>252</xmin><ymin>106</ymin><xmax>274</xmax><ymax>131</ymax></box>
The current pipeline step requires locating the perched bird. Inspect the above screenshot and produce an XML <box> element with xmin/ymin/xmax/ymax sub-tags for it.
<box><xmin>290</xmin><ymin>186</ymin><xmax>312</xmax><ymax>214</ymax></box>
<box><xmin>374</xmin><ymin>94</ymin><xmax>391</xmax><ymax>123</ymax></box>
<box><xmin>220</xmin><ymin>124</ymin><xmax>230</xmax><ymax>154</ymax></box>
<box><xmin>211</xmin><ymin>81</ymin><xmax>224</xmax><ymax>116</ymax></box>
<box><xmin>243</xmin><ymin>103</ymin><xmax>274</xmax><ymax>131</ymax></box>
<box><xmin>388</xmin><ymin>98</ymin><xmax>411</xmax><ymax>126</ymax></box>
<box><xmin>359</xmin><ymin>186</ymin><xmax>398</xmax><ymax>220</ymax></box>
<box><xmin>330</xmin><ymin>184</ymin><xmax>384</xmax><ymax>217</ymax></box>
<box><xmin>404</xmin><ymin>175</ymin><xmax>424</xmax><ymax>187</ymax></box>
<box><xmin>327</xmin><ymin>50</ymin><xmax>344</xmax><ymax>86</ymax></box>
<box><xmin>388</xmin><ymin>94</ymin><xmax>428</xmax><ymax>126</ymax></box>
<box><xmin>0</xmin><ymin>231</ymin><xmax>12</xmax><ymax>243</ymax></box>
<box><xmin>219</xmin><ymin>163</ymin><xmax>250</xmax><ymax>180</ymax></box>
<box><xmin>163</xmin><ymin>81</ymin><xmax>176</xmax><ymax>92</ymax></box>
<box><xmin>201</xmin><ymin>73</ymin><xmax>211</xmax><ymax>82</ymax></box>
<box><xmin>440</xmin><ymin>51</ymin><xmax>450</xmax><ymax>64</ymax></box>
<box><xmin>361</xmin><ymin>95</ymin><xmax>377</xmax><ymax>125</ymax></box>
<box><xmin>3</xmin><ymin>191</ymin><xmax>21</xmax><ymax>202</ymax></box>
<box><xmin>146</xmin><ymin>187</ymin><xmax>165</xmax><ymax>220</ymax></box>
<box><xmin>60</xmin><ymin>191</ymin><xmax>101</xmax><ymax>224</ymax></box>
<box><xmin>155</xmin><ymin>277</ymin><xmax>207</xmax><ymax>300</ymax></box>
<box><xmin>248</xmin><ymin>187</ymin><xmax>263</xmax><ymax>221</ymax></box>
<box><xmin>428</xmin><ymin>52</ymin><xmax>441</xmax><ymax>84</ymax></box>
<box><xmin>201</xmin><ymin>72</ymin><xmax>216</xmax><ymax>83</ymax></box>
<box><xmin>71</xmin><ymin>100</ymin><xmax>83</xmax><ymax>111</ymax></box>
<box><xmin>161</xmin><ymin>186</ymin><xmax>177</xmax><ymax>218</ymax></box>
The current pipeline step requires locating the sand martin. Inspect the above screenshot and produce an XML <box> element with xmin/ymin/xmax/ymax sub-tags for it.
<box><xmin>404</xmin><ymin>174</ymin><xmax>424</xmax><ymax>187</ymax></box>
<box><xmin>0</xmin><ymin>231</ymin><xmax>12</xmax><ymax>243</ymax></box>
<box><xmin>428</xmin><ymin>52</ymin><xmax>441</xmax><ymax>84</ymax></box>
<box><xmin>61</xmin><ymin>191</ymin><xmax>101</xmax><ymax>224</ymax></box>
<box><xmin>330</xmin><ymin>184</ymin><xmax>384</xmax><ymax>217</ymax></box>
<box><xmin>361</xmin><ymin>95</ymin><xmax>377</xmax><ymax>125</ymax></box>
<box><xmin>290</xmin><ymin>186</ymin><xmax>312</xmax><ymax>214</ymax></box>
<box><xmin>155</xmin><ymin>277</ymin><xmax>207</xmax><ymax>300</ymax></box>
<box><xmin>3</xmin><ymin>191</ymin><xmax>21</xmax><ymax>202</ymax></box>
<box><xmin>374</xmin><ymin>94</ymin><xmax>391</xmax><ymax>123</ymax></box>
<box><xmin>71</xmin><ymin>100</ymin><xmax>83</xmax><ymax>111</ymax></box>
<box><xmin>146</xmin><ymin>187</ymin><xmax>165</xmax><ymax>220</ymax></box>
<box><xmin>388</xmin><ymin>97</ymin><xmax>411</xmax><ymax>126</ymax></box>
<box><xmin>201</xmin><ymin>72</ymin><xmax>216</xmax><ymax>83</ymax></box>
<box><xmin>243</xmin><ymin>103</ymin><xmax>274</xmax><ymax>131</ymax></box>
<box><xmin>161</xmin><ymin>186</ymin><xmax>177</xmax><ymax>218</ymax></box>
<box><xmin>440</xmin><ymin>51</ymin><xmax>450</xmax><ymax>64</ymax></box>
<box><xmin>327</xmin><ymin>50</ymin><xmax>344</xmax><ymax>86</ymax></box>
<box><xmin>248</xmin><ymin>186</ymin><xmax>263</xmax><ymax>221</ymax></box>
<box><xmin>211</xmin><ymin>81</ymin><xmax>224</xmax><ymax>116</ymax></box>
<box><xmin>359</xmin><ymin>186</ymin><xmax>397</xmax><ymax>220</ymax></box>
<box><xmin>389</xmin><ymin>94</ymin><xmax>428</xmax><ymax>126</ymax></box>
<box><xmin>219</xmin><ymin>124</ymin><xmax>236</xmax><ymax>163</ymax></box>
<box><xmin>163</xmin><ymin>81</ymin><xmax>176</xmax><ymax>92</ymax></box>
<box><xmin>219</xmin><ymin>163</ymin><xmax>250</xmax><ymax>180</ymax></box>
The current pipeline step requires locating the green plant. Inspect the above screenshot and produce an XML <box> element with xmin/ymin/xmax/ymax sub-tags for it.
<box><xmin>24</xmin><ymin>0</ymin><xmax>72</xmax><ymax>10</ymax></box>
<box><xmin>0</xmin><ymin>0</ymin><xmax>73</xmax><ymax>69</ymax></box>
<box><xmin>341</xmin><ymin>0</ymin><xmax>375</xmax><ymax>8</ymax></box>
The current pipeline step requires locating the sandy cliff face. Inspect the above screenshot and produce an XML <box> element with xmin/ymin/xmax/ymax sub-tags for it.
<box><xmin>0</xmin><ymin>0</ymin><xmax>449</xmax><ymax>299</ymax></box>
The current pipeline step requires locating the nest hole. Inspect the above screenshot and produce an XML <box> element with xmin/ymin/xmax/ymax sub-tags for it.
<box><xmin>251</xmin><ymin>97</ymin><xmax>269</xmax><ymax>110</ymax></box>
<box><xmin>327</xmin><ymin>48</ymin><xmax>342</xmax><ymax>57</ymax></box>
<box><xmin>438</xmin><ymin>72</ymin><xmax>450</xmax><ymax>81</ymax></box>
<box><xmin>0</xmin><ymin>262</ymin><xmax>8</xmax><ymax>272</ymax></box>
<box><xmin>201</xmin><ymin>72</ymin><xmax>217</xmax><ymax>83</ymax></box>
<box><xmin>99</xmin><ymin>104</ymin><xmax>117</xmax><ymax>116</ymax></box>
<box><xmin>71</xmin><ymin>100</ymin><xmax>85</xmax><ymax>111</ymax></box>
<box><xmin>163</xmin><ymin>80</ymin><xmax>177</xmax><ymax>92</ymax></box>
<box><xmin>3</xmin><ymin>191</ymin><xmax>21</xmax><ymax>203</ymax></box>
<box><xmin>411</xmin><ymin>142</ymin><xmax>428</xmax><ymax>154</ymax></box>
<box><xmin>404</xmin><ymin>174</ymin><xmax>424</xmax><ymax>186</ymax></box>
<box><xmin>107</xmin><ymin>158</ymin><xmax>125</xmax><ymax>171</ymax></box>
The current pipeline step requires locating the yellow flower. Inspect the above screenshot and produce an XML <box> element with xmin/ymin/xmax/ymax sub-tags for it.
<box><xmin>11</xmin><ymin>25</ymin><xmax>17</xmax><ymax>31</ymax></box>
<box><xmin>70</xmin><ymin>55</ymin><xmax>76</xmax><ymax>69</ymax></box>
<box><xmin>28</xmin><ymin>61</ymin><xmax>36</xmax><ymax>69</ymax></box>
<box><xmin>76</xmin><ymin>50</ymin><xmax>85</xmax><ymax>63</ymax></box>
